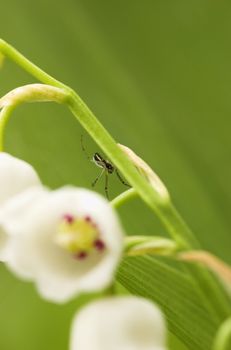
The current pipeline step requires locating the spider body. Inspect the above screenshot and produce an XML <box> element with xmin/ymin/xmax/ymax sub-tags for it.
<box><xmin>93</xmin><ymin>153</ymin><xmax>114</xmax><ymax>174</ymax></box>
<box><xmin>81</xmin><ymin>136</ymin><xmax>130</xmax><ymax>199</ymax></box>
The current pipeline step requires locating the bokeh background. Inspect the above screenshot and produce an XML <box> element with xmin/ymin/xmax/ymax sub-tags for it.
<box><xmin>0</xmin><ymin>1</ymin><xmax>231</xmax><ymax>349</ymax></box>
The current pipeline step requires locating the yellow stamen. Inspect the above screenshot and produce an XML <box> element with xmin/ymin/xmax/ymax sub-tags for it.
<box><xmin>56</xmin><ymin>217</ymin><xmax>99</xmax><ymax>254</ymax></box>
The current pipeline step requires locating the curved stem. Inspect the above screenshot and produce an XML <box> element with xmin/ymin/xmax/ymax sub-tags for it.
<box><xmin>124</xmin><ymin>235</ymin><xmax>177</xmax><ymax>256</ymax></box>
<box><xmin>0</xmin><ymin>105</ymin><xmax>16</xmax><ymax>151</ymax></box>
<box><xmin>213</xmin><ymin>317</ymin><xmax>231</xmax><ymax>350</ymax></box>
<box><xmin>0</xmin><ymin>39</ymin><xmax>197</xmax><ymax>248</ymax></box>
<box><xmin>111</xmin><ymin>188</ymin><xmax>137</xmax><ymax>208</ymax></box>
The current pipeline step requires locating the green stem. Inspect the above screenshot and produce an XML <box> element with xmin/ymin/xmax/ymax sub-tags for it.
<box><xmin>213</xmin><ymin>317</ymin><xmax>231</xmax><ymax>350</ymax></box>
<box><xmin>0</xmin><ymin>39</ymin><xmax>67</xmax><ymax>90</ymax></box>
<box><xmin>0</xmin><ymin>105</ymin><xmax>16</xmax><ymax>151</ymax></box>
<box><xmin>1</xmin><ymin>40</ymin><xmax>193</xmax><ymax>245</ymax></box>
<box><xmin>124</xmin><ymin>235</ymin><xmax>177</xmax><ymax>256</ymax></box>
<box><xmin>0</xmin><ymin>39</ymin><xmax>197</xmax><ymax>248</ymax></box>
<box><xmin>68</xmin><ymin>93</ymin><xmax>199</xmax><ymax>250</ymax></box>
<box><xmin>111</xmin><ymin>188</ymin><xmax>137</xmax><ymax>208</ymax></box>
<box><xmin>0</xmin><ymin>38</ymin><xmax>230</xmax><ymax>322</ymax></box>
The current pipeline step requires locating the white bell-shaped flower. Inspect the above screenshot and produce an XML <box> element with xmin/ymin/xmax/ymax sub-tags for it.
<box><xmin>0</xmin><ymin>187</ymin><xmax>48</xmax><ymax>262</ymax></box>
<box><xmin>0</xmin><ymin>152</ymin><xmax>41</xmax><ymax>261</ymax></box>
<box><xmin>70</xmin><ymin>296</ymin><xmax>167</xmax><ymax>350</ymax></box>
<box><xmin>0</xmin><ymin>152</ymin><xmax>41</xmax><ymax>205</ymax></box>
<box><xmin>5</xmin><ymin>187</ymin><xmax>124</xmax><ymax>303</ymax></box>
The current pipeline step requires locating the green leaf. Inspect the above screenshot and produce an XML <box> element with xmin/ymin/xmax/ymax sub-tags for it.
<box><xmin>117</xmin><ymin>256</ymin><xmax>216</xmax><ymax>350</ymax></box>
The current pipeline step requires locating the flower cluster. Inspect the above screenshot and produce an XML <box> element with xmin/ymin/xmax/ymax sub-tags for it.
<box><xmin>0</xmin><ymin>152</ymin><xmax>167</xmax><ymax>349</ymax></box>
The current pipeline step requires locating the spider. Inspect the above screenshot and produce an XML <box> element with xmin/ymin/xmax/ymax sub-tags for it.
<box><xmin>81</xmin><ymin>135</ymin><xmax>130</xmax><ymax>199</ymax></box>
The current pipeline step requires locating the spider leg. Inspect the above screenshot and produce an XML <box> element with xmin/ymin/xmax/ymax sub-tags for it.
<box><xmin>104</xmin><ymin>171</ymin><xmax>109</xmax><ymax>199</ymax></box>
<box><xmin>81</xmin><ymin>134</ymin><xmax>91</xmax><ymax>160</ymax></box>
<box><xmin>92</xmin><ymin>168</ymin><xmax>105</xmax><ymax>187</ymax></box>
<box><xmin>115</xmin><ymin>169</ymin><xmax>130</xmax><ymax>187</ymax></box>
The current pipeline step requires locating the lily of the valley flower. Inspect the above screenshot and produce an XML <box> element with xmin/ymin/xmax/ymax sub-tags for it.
<box><xmin>0</xmin><ymin>187</ymin><xmax>48</xmax><ymax>262</ymax></box>
<box><xmin>70</xmin><ymin>296</ymin><xmax>167</xmax><ymax>350</ymax></box>
<box><xmin>0</xmin><ymin>152</ymin><xmax>41</xmax><ymax>260</ymax></box>
<box><xmin>0</xmin><ymin>152</ymin><xmax>41</xmax><ymax>205</ymax></box>
<box><xmin>4</xmin><ymin>187</ymin><xmax>124</xmax><ymax>303</ymax></box>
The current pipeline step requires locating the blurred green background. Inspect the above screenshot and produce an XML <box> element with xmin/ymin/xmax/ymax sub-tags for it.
<box><xmin>0</xmin><ymin>1</ymin><xmax>231</xmax><ymax>349</ymax></box>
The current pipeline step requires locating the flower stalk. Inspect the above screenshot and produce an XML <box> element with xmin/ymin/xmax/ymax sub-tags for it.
<box><xmin>124</xmin><ymin>235</ymin><xmax>177</xmax><ymax>256</ymax></box>
<box><xmin>0</xmin><ymin>106</ymin><xmax>16</xmax><ymax>151</ymax></box>
<box><xmin>0</xmin><ymin>38</ymin><xmax>231</xmax><ymax>322</ymax></box>
<box><xmin>0</xmin><ymin>84</ymin><xmax>69</xmax><ymax>108</ymax></box>
<box><xmin>111</xmin><ymin>188</ymin><xmax>137</xmax><ymax>208</ymax></box>
<box><xmin>0</xmin><ymin>39</ymin><xmax>197</xmax><ymax>250</ymax></box>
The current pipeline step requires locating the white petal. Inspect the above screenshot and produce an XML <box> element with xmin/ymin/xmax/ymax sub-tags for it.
<box><xmin>70</xmin><ymin>296</ymin><xmax>167</xmax><ymax>350</ymax></box>
<box><xmin>0</xmin><ymin>186</ymin><xmax>49</xmax><ymax>264</ymax></box>
<box><xmin>0</xmin><ymin>229</ymin><xmax>8</xmax><ymax>261</ymax></box>
<box><xmin>5</xmin><ymin>187</ymin><xmax>124</xmax><ymax>303</ymax></box>
<box><xmin>0</xmin><ymin>152</ymin><xmax>41</xmax><ymax>205</ymax></box>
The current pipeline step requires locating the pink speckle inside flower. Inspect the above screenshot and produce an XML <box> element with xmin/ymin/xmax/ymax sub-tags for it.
<box><xmin>63</xmin><ymin>214</ymin><xmax>74</xmax><ymax>224</ymax></box>
<box><xmin>84</xmin><ymin>215</ymin><xmax>92</xmax><ymax>222</ymax></box>
<box><xmin>94</xmin><ymin>239</ymin><xmax>106</xmax><ymax>251</ymax></box>
<box><xmin>74</xmin><ymin>251</ymin><xmax>88</xmax><ymax>260</ymax></box>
